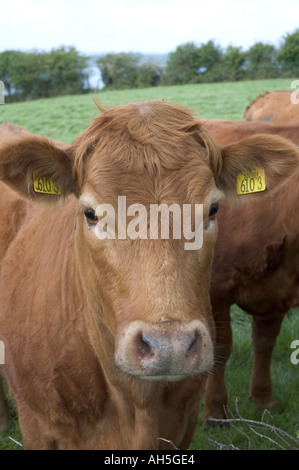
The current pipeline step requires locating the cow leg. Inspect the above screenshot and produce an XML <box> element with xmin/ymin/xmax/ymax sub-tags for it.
<box><xmin>201</xmin><ymin>305</ymin><xmax>232</xmax><ymax>421</ymax></box>
<box><xmin>250</xmin><ymin>315</ymin><xmax>284</xmax><ymax>410</ymax></box>
<box><xmin>0</xmin><ymin>376</ymin><xmax>10</xmax><ymax>431</ymax></box>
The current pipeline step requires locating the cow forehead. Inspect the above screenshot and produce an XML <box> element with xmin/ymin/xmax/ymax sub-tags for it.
<box><xmin>71</xmin><ymin>100</ymin><xmax>222</xmax><ymax>196</ymax></box>
<box><xmin>79</xmin><ymin>183</ymin><xmax>223</xmax><ymax>214</ymax></box>
<box><xmin>81</xmin><ymin>164</ymin><xmax>218</xmax><ymax>209</ymax></box>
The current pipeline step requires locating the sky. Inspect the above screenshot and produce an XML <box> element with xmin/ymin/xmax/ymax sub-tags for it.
<box><xmin>1</xmin><ymin>0</ymin><xmax>299</xmax><ymax>55</ymax></box>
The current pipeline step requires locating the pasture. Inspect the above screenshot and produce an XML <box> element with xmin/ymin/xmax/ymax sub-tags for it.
<box><xmin>0</xmin><ymin>78</ymin><xmax>298</xmax><ymax>450</ymax></box>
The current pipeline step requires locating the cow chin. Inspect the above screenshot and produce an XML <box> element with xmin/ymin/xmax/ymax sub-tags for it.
<box><xmin>115</xmin><ymin>319</ymin><xmax>214</xmax><ymax>380</ymax></box>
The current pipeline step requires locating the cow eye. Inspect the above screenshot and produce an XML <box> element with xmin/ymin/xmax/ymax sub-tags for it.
<box><xmin>209</xmin><ymin>204</ymin><xmax>219</xmax><ymax>218</ymax></box>
<box><xmin>84</xmin><ymin>208</ymin><xmax>98</xmax><ymax>224</ymax></box>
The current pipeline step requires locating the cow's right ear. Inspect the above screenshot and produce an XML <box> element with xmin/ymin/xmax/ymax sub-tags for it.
<box><xmin>0</xmin><ymin>134</ymin><xmax>77</xmax><ymax>202</ymax></box>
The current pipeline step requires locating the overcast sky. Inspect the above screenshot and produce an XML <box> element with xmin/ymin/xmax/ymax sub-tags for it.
<box><xmin>1</xmin><ymin>0</ymin><xmax>299</xmax><ymax>55</ymax></box>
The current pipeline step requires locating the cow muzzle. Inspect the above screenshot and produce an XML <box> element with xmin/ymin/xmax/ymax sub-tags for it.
<box><xmin>115</xmin><ymin>320</ymin><xmax>214</xmax><ymax>381</ymax></box>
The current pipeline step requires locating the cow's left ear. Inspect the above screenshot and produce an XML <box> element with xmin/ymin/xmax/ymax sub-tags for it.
<box><xmin>0</xmin><ymin>134</ymin><xmax>77</xmax><ymax>202</ymax></box>
<box><xmin>216</xmin><ymin>134</ymin><xmax>299</xmax><ymax>203</ymax></box>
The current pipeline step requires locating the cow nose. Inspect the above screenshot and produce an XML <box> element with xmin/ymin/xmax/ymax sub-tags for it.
<box><xmin>115</xmin><ymin>320</ymin><xmax>213</xmax><ymax>380</ymax></box>
<box><xmin>137</xmin><ymin>329</ymin><xmax>201</xmax><ymax>363</ymax></box>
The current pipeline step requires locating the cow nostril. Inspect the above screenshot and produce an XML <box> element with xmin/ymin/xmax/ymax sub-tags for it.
<box><xmin>186</xmin><ymin>332</ymin><xmax>202</xmax><ymax>357</ymax></box>
<box><xmin>136</xmin><ymin>332</ymin><xmax>155</xmax><ymax>359</ymax></box>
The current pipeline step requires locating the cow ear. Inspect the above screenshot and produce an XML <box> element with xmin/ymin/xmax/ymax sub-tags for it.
<box><xmin>0</xmin><ymin>134</ymin><xmax>77</xmax><ymax>202</ymax></box>
<box><xmin>216</xmin><ymin>134</ymin><xmax>299</xmax><ymax>203</ymax></box>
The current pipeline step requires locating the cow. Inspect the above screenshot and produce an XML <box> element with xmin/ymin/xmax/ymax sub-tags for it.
<box><xmin>244</xmin><ymin>90</ymin><xmax>299</xmax><ymax>125</ymax></box>
<box><xmin>201</xmin><ymin>118</ymin><xmax>299</xmax><ymax>421</ymax></box>
<box><xmin>0</xmin><ymin>101</ymin><xmax>299</xmax><ymax>449</ymax></box>
<box><xmin>0</xmin><ymin>122</ymin><xmax>36</xmax><ymax>433</ymax></box>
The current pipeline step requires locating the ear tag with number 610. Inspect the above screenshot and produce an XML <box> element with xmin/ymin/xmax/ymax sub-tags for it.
<box><xmin>236</xmin><ymin>167</ymin><xmax>266</xmax><ymax>195</ymax></box>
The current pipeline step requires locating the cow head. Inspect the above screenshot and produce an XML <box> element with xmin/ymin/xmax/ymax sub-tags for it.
<box><xmin>0</xmin><ymin>101</ymin><xmax>299</xmax><ymax>381</ymax></box>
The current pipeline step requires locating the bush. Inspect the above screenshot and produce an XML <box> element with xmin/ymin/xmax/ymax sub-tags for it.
<box><xmin>0</xmin><ymin>46</ymin><xmax>89</xmax><ymax>102</ymax></box>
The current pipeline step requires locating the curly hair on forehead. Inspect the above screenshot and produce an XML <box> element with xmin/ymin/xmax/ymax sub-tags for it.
<box><xmin>70</xmin><ymin>100</ymin><xmax>223</xmax><ymax>190</ymax></box>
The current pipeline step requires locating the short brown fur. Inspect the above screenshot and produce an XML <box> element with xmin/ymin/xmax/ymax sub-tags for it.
<box><xmin>244</xmin><ymin>90</ymin><xmax>299</xmax><ymax>125</ymax></box>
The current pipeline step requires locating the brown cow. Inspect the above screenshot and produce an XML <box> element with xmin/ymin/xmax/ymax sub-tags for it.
<box><xmin>244</xmin><ymin>90</ymin><xmax>299</xmax><ymax>125</ymax></box>
<box><xmin>202</xmin><ymin>118</ymin><xmax>299</xmax><ymax>421</ymax></box>
<box><xmin>0</xmin><ymin>122</ymin><xmax>36</xmax><ymax>432</ymax></box>
<box><xmin>0</xmin><ymin>102</ymin><xmax>299</xmax><ymax>449</ymax></box>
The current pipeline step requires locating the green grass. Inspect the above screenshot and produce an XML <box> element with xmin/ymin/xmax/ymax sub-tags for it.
<box><xmin>0</xmin><ymin>78</ymin><xmax>298</xmax><ymax>450</ymax></box>
<box><xmin>0</xmin><ymin>78</ymin><xmax>296</xmax><ymax>143</ymax></box>
<box><xmin>0</xmin><ymin>387</ymin><xmax>23</xmax><ymax>450</ymax></box>
<box><xmin>190</xmin><ymin>306</ymin><xmax>299</xmax><ymax>450</ymax></box>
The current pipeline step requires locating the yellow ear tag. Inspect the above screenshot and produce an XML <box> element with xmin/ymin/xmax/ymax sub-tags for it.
<box><xmin>236</xmin><ymin>167</ymin><xmax>266</xmax><ymax>195</ymax></box>
<box><xmin>33</xmin><ymin>170</ymin><xmax>62</xmax><ymax>195</ymax></box>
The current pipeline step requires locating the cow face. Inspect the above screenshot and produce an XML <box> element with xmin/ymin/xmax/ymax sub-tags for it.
<box><xmin>71</xmin><ymin>101</ymin><xmax>225</xmax><ymax>379</ymax></box>
<box><xmin>1</xmin><ymin>101</ymin><xmax>299</xmax><ymax>380</ymax></box>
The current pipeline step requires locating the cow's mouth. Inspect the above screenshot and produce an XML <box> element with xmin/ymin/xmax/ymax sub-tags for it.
<box><xmin>137</xmin><ymin>374</ymin><xmax>190</xmax><ymax>382</ymax></box>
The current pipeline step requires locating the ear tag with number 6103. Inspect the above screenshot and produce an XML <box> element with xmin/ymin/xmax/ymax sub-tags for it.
<box><xmin>236</xmin><ymin>167</ymin><xmax>266</xmax><ymax>195</ymax></box>
<box><xmin>33</xmin><ymin>170</ymin><xmax>62</xmax><ymax>195</ymax></box>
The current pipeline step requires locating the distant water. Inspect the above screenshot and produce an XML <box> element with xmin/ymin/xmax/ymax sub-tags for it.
<box><xmin>88</xmin><ymin>66</ymin><xmax>104</xmax><ymax>91</ymax></box>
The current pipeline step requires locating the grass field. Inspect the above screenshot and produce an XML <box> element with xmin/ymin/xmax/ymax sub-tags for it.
<box><xmin>0</xmin><ymin>78</ymin><xmax>298</xmax><ymax>450</ymax></box>
<box><xmin>1</xmin><ymin>78</ymin><xmax>297</xmax><ymax>143</ymax></box>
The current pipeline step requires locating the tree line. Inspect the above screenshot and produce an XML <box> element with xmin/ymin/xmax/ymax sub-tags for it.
<box><xmin>98</xmin><ymin>30</ymin><xmax>299</xmax><ymax>88</ymax></box>
<box><xmin>0</xmin><ymin>30</ymin><xmax>298</xmax><ymax>102</ymax></box>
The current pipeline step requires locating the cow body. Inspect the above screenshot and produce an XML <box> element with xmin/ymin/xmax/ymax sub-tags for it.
<box><xmin>202</xmin><ymin>119</ymin><xmax>299</xmax><ymax>420</ymax></box>
<box><xmin>244</xmin><ymin>90</ymin><xmax>299</xmax><ymax>125</ymax></box>
<box><xmin>0</xmin><ymin>104</ymin><xmax>299</xmax><ymax>449</ymax></box>
<box><xmin>203</xmin><ymin>119</ymin><xmax>299</xmax><ymax>146</ymax></box>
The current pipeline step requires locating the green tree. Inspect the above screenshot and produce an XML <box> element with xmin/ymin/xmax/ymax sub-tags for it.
<box><xmin>162</xmin><ymin>42</ymin><xmax>201</xmax><ymax>85</ymax></box>
<box><xmin>221</xmin><ymin>46</ymin><xmax>246</xmax><ymax>81</ymax></box>
<box><xmin>246</xmin><ymin>42</ymin><xmax>278</xmax><ymax>79</ymax></box>
<box><xmin>196</xmin><ymin>40</ymin><xmax>222</xmax><ymax>82</ymax></box>
<box><xmin>137</xmin><ymin>61</ymin><xmax>162</xmax><ymax>88</ymax></box>
<box><xmin>97</xmin><ymin>53</ymin><xmax>139</xmax><ymax>89</ymax></box>
<box><xmin>0</xmin><ymin>47</ymin><xmax>89</xmax><ymax>101</ymax></box>
<box><xmin>0</xmin><ymin>50</ymin><xmax>24</xmax><ymax>98</ymax></box>
<box><xmin>278</xmin><ymin>29</ymin><xmax>299</xmax><ymax>71</ymax></box>
<box><xmin>46</xmin><ymin>46</ymin><xmax>89</xmax><ymax>96</ymax></box>
<box><xmin>8</xmin><ymin>51</ymin><xmax>44</xmax><ymax>100</ymax></box>
<box><xmin>162</xmin><ymin>40</ymin><xmax>222</xmax><ymax>85</ymax></box>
